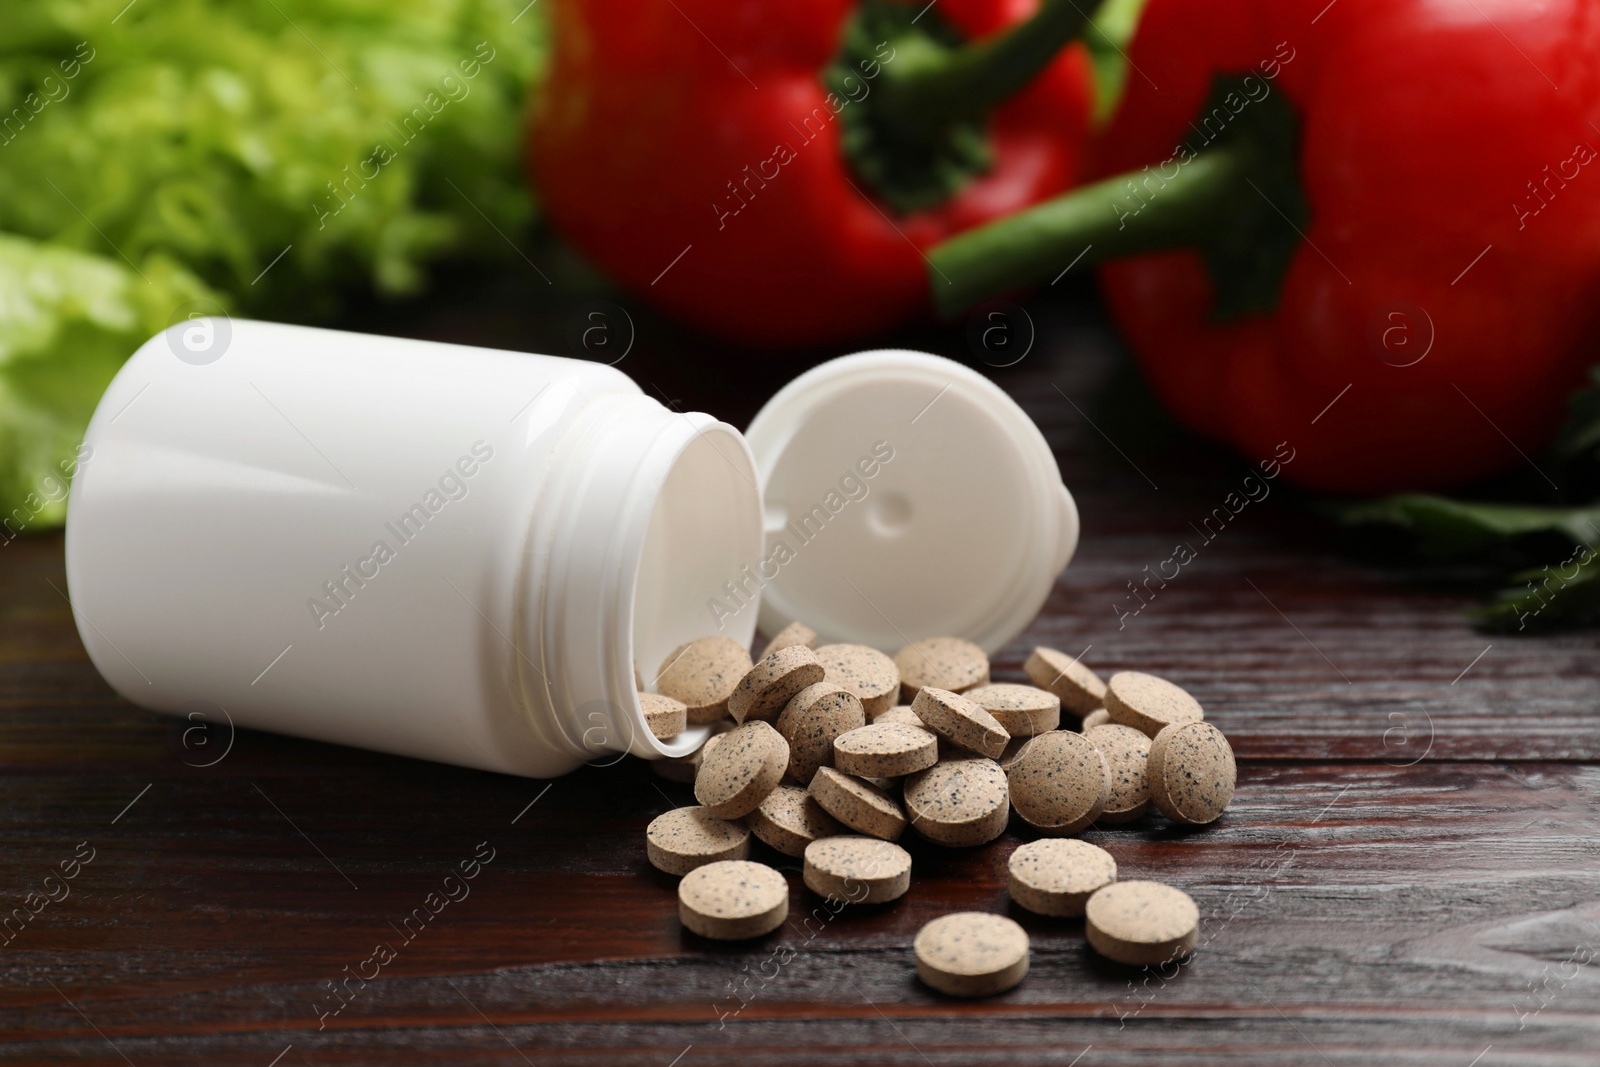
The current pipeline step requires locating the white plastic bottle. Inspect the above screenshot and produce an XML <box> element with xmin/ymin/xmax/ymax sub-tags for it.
<box><xmin>65</xmin><ymin>320</ymin><xmax>1079</xmax><ymax>777</ymax></box>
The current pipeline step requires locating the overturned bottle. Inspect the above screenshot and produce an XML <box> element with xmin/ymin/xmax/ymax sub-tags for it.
<box><xmin>66</xmin><ymin>321</ymin><xmax>1077</xmax><ymax>776</ymax></box>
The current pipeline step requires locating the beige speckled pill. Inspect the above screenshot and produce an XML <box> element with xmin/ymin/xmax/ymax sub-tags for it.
<box><xmin>655</xmin><ymin>722</ymin><xmax>732</xmax><ymax>783</ymax></box>
<box><xmin>1147</xmin><ymin>721</ymin><xmax>1236</xmax><ymax>826</ymax></box>
<box><xmin>1085</xmin><ymin>880</ymin><xmax>1199</xmax><ymax>965</ymax></box>
<box><xmin>1079</xmin><ymin>707</ymin><xmax>1111</xmax><ymax>731</ymax></box>
<box><xmin>904</xmin><ymin>756</ymin><xmax>1009</xmax><ymax>847</ymax></box>
<box><xmin>1086</xmin><ymin>723</ymin><xmax>1152</xmax><ymax>824</ymax></box>
<box><xmin>762</xmin><ymin>619</ymin><xmax>818</xmax><ymax>657</ymax></box>
<box><xmin>911</xmin><ymin>687</ymin><xmax>1009</xmax><ymax>760</ymax></box>
<box><xmin>963</xmin><ymin>683</ymin><xmax>1061</xmax><ymax>737</ymax></box>
<box><xmin>1103</xmin><ymin>671</ymin><xmax>1204</xmax><ymax>738</ymax></box>
<box><xmin>678</xmin><ymin>860</ymin><xmax>789</xmax><ymax>940</ymax></box>
<box><xmin>1007</xmin><ymin>839</ymin><xmax>1116</xmax><ymax>917</ymax></box>
<box><xmin>639</xmin><ymin>691</ymin><xmax>688</xmax><ymax>740</ymax></box>
<box><xmin>1005</xmin><ymin>731</ymin><xmax>1110</xmax><ymax>836</ymax></box>
<box><xmin>808</xmin><ymin>766</ymin><xmax>907</xmax><ymax>841</ymax></box>
<box><xmin>654</xmin><ymin>745</ymin><xmax>700</xmax><ymax>784</ymax></box>
<box><xmin>776</xmin><ymin>682</ymin><xmax>866</xmax><ymax>784</ymax></box>
<box><xmin>872</xmin><ymin>705</ymin><xmax>930</xmax><ymax>731</ymax></box>
<box><xmin>803</xmin><ymin>836</ymin><xmax>912</xmax><ymax>903</ymax></box>
<box><xmin>686</xmin><ymin>729</ymin><xmax>730</xmax><ymax>785</ymax></box>
<box><xmin>1024</xmin><ymin>646</ymin><xmax>1106</xmax><ymax>716</ymax></box>
<box><xmin>833</xmin><ymin>723</ymin><xmax>939</xmax><ymax>778</ymax></box>
<box><xmin>745</xmin><ymin>783</ymin><xmax>842</xmax><ymax>857</ymax></box>
<box><xmin>914</xmin><ymin>912</ymin><xmax>1029</xmax><ymax>997</ymax></box>
<box><xmin>894</xmin><ymin>637</ymin><xmax>990</xmax><ymax>701</ymax></box>
<box><xmin>694</xmin><ymin>721</ymin><xmax>788</xmax><ymax>819</ymax></box>
<box><xmin>728</xmin><ymin>645</ymin><xmax>826</xmax><ymax>724</ymax></box>
<box><xmin>814</xmin><ymin>644</ymin><xmax>901</xmax><ymax>717</ymax></box>
<box><xmin>997</xmin><ymin>735</ymin><xmax>1031</xmax><ymax>770</ymax></box>
<box><xmin>646</xmin><ymin>805</ymin><xmax>751</xmax><ymax>875</ymax></box>
<box><xmin>701</xmin><ymin>731</ymin><xmax>726</xmax><ymax>760</ymax></box>
<box><xmin>657</xmin><ymin>637</ymin><xmax>754</xmax><ymax>725</ymax></box>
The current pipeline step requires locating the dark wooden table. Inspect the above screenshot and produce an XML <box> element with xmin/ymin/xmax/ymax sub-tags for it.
<box><xmin>4</xmin><ymin>266</ymin><xmax>1598</xmax><ymax>1065</ymax></box>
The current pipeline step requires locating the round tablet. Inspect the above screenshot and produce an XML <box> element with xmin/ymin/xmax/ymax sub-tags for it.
<box><xmin>1085</xmin><ymin>880</ymin><xmax>1199</xmax><ymax>965</ymax></box>
<box><xmin>762</xmin><ymin>619</ymin><xmax>817</xmax><ymax>657</ymax></box>
<box><xmin>911</xmin><ymin>687</ymin><xmax>1009</xmax><ymax>760</ymax></box>
<box><xmin>1103</xmin><ymin>671</ymin><xmax>1204</xmax><ymax>738</ymax></box>
<box><xmin>1007</xmin><ymin>839</ymin><xmax>1116</xmax><ymax>917</ymax></box>
<box><xmin>657</xmin><ymin>637</ymin><xmax>754</xmax><ymax>724</ymax></box>
<box><xmin>872</xmin><ymin>705</ymin><xmax>929</xmax><ymax>731</ymax></box>
<box><xmin>803</xmin><ymin>836</ymin><xmax>912</xmax><ymax>903</ymax></box>
<box><xmin>1079</xmin><ymin>707</ymin><xmax>1111</xmax><ymax>731</ymax></box>
<box><xmin>894</xmin><ymin>637</ymin><xmax>990</xmax><ymax>701</ymax></box>
<box><xmin>1086</xmin><ymin>723</ymin><xmax>1152</xmax><ymax>824</ymax></box>
<box><xmin>808</xmin><ymin>767</ymin><xmax>907</xmax><ymax>841</ymax></box>
<box><xmin>903</xmin><ymin>757</ymin><xmax>1009</xmax><ymax>847</ymax></box>
<box><xmin>1024</xmin><ymin>646</ymin><xmax>1107</xmax><ymax>716</ymax></box>
<box><xmin>656</xmin><ymin>721</ymin><xmax>734</xmax><ymax>783</ymax></box>
<box><xmin>652</xmin><ymin>756</ymin><xmax>698</xmax><ymax>784</ymax></box>
<box><xmin>963</xmin><ymin>684</ymin><xmax>1061</xmax><ymax>737</ymax></box>
<box><xmin>1147</xmin><ymin>721</ymin><xmax>1236</xmax><ymax>826</ymax></box>
<box><xmin>745</xmin><ymin>783</ymin><xmax>842</xmax><ymax>857</ymax></box>
<box><xmin>997</xmin><ymin>735</ymin><xmax>1031</xmax><ymax>770</ymax></box>
<box><xmin>728</xmin><ymin>645</ymin><xmax>826</xmax><ymax>724</ymax></box>
<box><xmin>914</xmin><ymin>913</ymin><xmax>1029</xmax><ymax>997</ymax></box>
<box><xmin>693</xmin><ymin>720</ymin><xmax>788</xmax><ymax>819</ymax></box>
<box><xmin>678</xmin><ymin>860</ymin><xmax>789</xmax><ymax>940</ymax></box>
<box><xmin>1005</xmin><ymin>731</ymin><xmax>1110</xmax><ymax>836</ymax></box>
<box><xmin>639</xmin><ymin>691</ymin><xmax>688</xmax><ymax>740</ymax></box>
<box><xmin>776</xmin><ymin>682</ymin><xmax>866</xmax><ymax>784</ymax></box>
<box><xmin>692</xmin><ymin>730</ymin><xmax>729</xmax><ymax>778</ymax></box>
<box><xmin>815</xmin><ymin>644</ymin><xmax>901</xmax><ymax>717</ymax></box>
<box><xmin>833</xmin><ymin>723</ymin><xmax>939</xmax><ymax>778</ymax></box>
<box><xmin>646</xmin><ymin>806</ymin><xmax>751</xmax><ymax>875</ymax></box>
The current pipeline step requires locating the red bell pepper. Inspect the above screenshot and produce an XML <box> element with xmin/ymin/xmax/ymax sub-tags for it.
<box><xmin>529</xmin><ymin>0</ymin><xmax>1097</xmax><ymax>346</ymax></box>
<box><xmin>931</xmin><ymin>0</ymin><xmax>1600</xmax><ymax>493</ymax></box>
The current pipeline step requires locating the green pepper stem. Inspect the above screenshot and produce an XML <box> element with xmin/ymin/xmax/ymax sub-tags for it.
<box><xmin>926</xmin><ymin>145</ymin><xmax>1247</xmax><ymax>316</ymax></box>
<box><xmin>874</xmin><ymin>0</ymin><xmax>1093</xmax><ymax>139</ymax></box>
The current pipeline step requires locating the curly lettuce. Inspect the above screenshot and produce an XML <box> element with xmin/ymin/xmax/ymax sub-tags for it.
<box><xmin>0</xmin><ymin>0</ymin><xmax>544</xmax><ymax>530</ymax></box>
<box><xmin>0</xmin><ymin>235</ymin><xmax>217</xmax><ymax>533</ymax></box>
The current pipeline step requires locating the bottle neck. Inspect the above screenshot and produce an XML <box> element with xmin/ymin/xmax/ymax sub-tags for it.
<box><xmin>523</xmin><ymin>393</ymin><xmax>762</xmax><ymax>767</ymax></box>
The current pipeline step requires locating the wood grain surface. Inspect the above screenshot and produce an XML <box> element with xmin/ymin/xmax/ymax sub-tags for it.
<box><xmin>2</xmin><ymin>271</ymin><xmax>1596</xmax><ymax>1065</ymax></box>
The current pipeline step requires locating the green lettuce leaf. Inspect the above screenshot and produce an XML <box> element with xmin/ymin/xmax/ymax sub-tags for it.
<box><xmin>0</xmin><ymin>0</ymin><xmax>543</xmax><ymax>309</ymax></box>
<box><xmin>0</xmin><ymin>0</ymin><xmax>545</xmax><ymax>531</ymax></box>
<box><xmin>0</xmin><ymin>234</ymin><xmax>216</xmax><ymax>534</ymax></box>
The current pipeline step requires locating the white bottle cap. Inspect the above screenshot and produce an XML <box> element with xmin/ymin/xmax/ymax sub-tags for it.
<box><xmin>745</xmin><ymin>350</ymin><xmax>1078</xmax><ymax>655</ymax></box>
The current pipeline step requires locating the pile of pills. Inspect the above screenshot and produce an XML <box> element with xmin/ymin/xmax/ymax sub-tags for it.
<box><xmin>642</xmin><ymin>632</ymin><xmax>1237</xmax><ymax>994</ymax></box>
